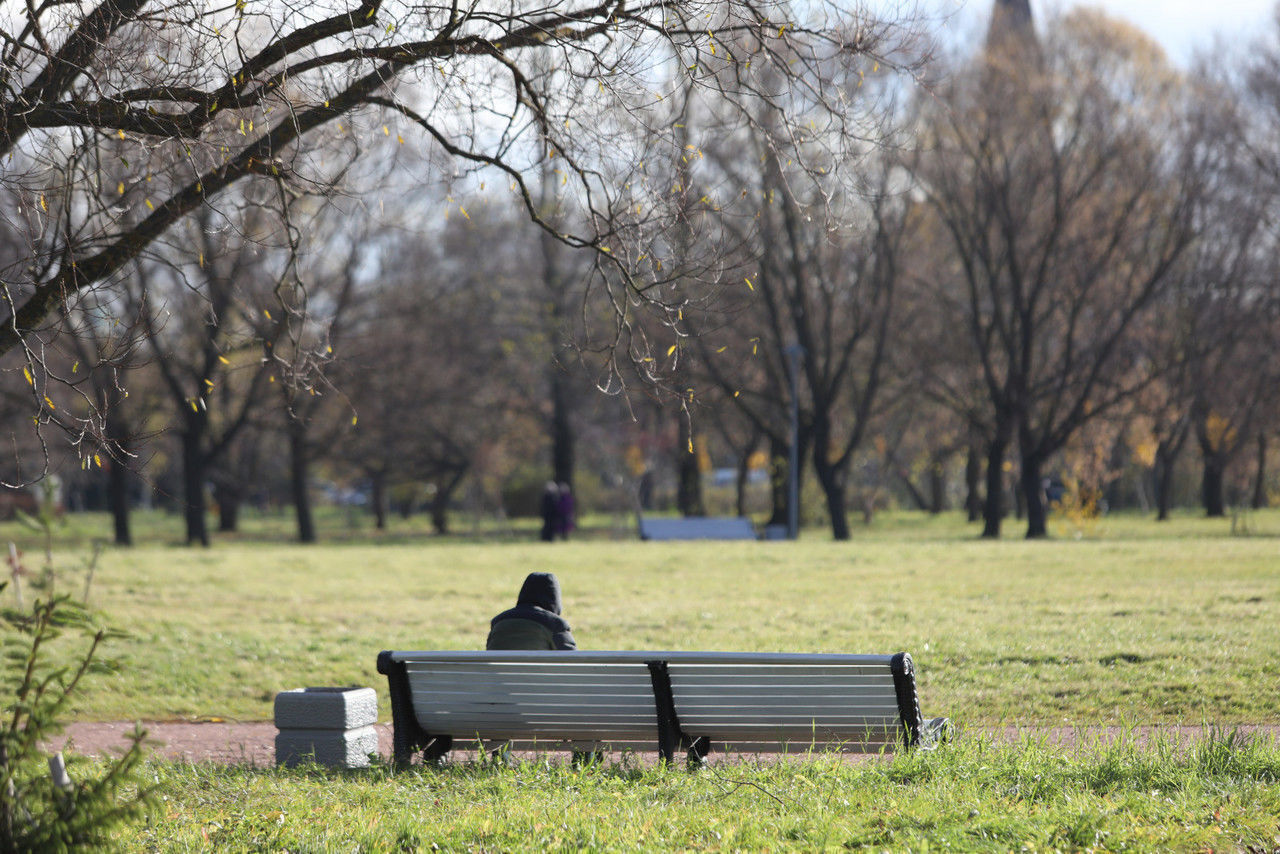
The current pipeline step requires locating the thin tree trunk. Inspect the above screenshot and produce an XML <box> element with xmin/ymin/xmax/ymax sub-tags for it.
<box><xmin>894</xmin><ymin>462</ymin><xmax>930</xmax><ymax>511</ymax></box>
<box><xmin>106</xmin><ymin>438</ymin><xmax>132</xmax><ymax>547</ymax></box>
<box><xmin>676</xmin><ymin>416</ymin><xmax>705</xmax><ymax>517</ymax></box>
<box><xmin>814</xmin><ymin>458</ymin><xmax>850</xmax><ymax>540</ymax></box>
<box><xmin>965</xmin><ymin>440</ymin><xmax>983</xmax><ymax>523</ymax></box>
<box><xmin>370</xmin><ymin>472</ymin><xmax>387</xmax><ymax>530</ymax></box>
<box><xmin>1202</xmin><ymin>451</ymin><xmax>1226</xmax><ymax>518</ymax></box>
<box><xmin>767</xmin><ymin>434</ymin><xmax>789</xmax><ymax>527</ymax></box>
<box><xmin>1154</xmin><ymin>446</ymin><xmax>1176</xmax><ymax>521</ymax></box>
<box><xmin>1021</xmin><ymin>453</ymin><xmax>1048</xmax><ymax>539</ymax></box>
<box><xmin>430</xmin><ymin>468</ymin><xmax>467</xmax><ymax>535</ymax></box>
<box><xmin>928</xmin><ymin>457</ymin><xmax>947</xmax><ymax>515</ymax></box>
<box><xmin>981</xmin><ymin>428</ymin><xmax>1009</xmax><ymax>539</ymax></box>
<box><xmin>550</xmin><ymin>365</ymin><xmax>574</xmax><ymax>487</ymax></box>
<box><xmin>215</xmin><ymin>483</ymin><xmax>240</xmax><ymax>533</ymax></box>
<box><xmin>181</xmin><ymin>429</ymin><xmax>209</xmax><ymax>547</ymax></box>
<box><xmin>734</xmin><ymin>443</ymin><xmax>754</xmax><ymax>518</ymax></box>
<box><xmin>289</xmin><ymin>426</ymin><xmax>316</xmax><ymax>544</ymax></box>
<box><xmin>1252</xmin><ymin>433</ymin><xmax>1268</xmax><ymax>510</ymax></box>
<box><xmin>1153</xmin><ymin>419</ymin><xmax>1190</xmax><ymax>522</ymax></box>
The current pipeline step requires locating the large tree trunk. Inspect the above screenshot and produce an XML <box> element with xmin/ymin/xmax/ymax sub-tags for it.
<box><xmin>289</xmin><ymin>426</ymin><xmax>316</xmax><ymax>544</ymax></box>
<box><xmin>676</xmin><ymin>417</ymin><xmax>705</xmax><ymax>517</ymax></box>
<box><xmin>1252</xmin><ymin>433</ymin><xmax>1268</xmax><ymax>510</ymax></box>
<box><xmin>813</xmin><ymin>458</ymin><xmax>850</xmax><ymax>541</ymax></box>
<box><xmin>181</xmin><ymin>429</ymin><xmax>209</xmax><ymax>547</ymax></box>
<box><xmin>981</xmin><ymin>428</ymin><xmax>1010</xmax><ymax>538</ymax></box>
<box><xmin>1020</xmin><ymin>453</ymin><xmax>1048</xmax><ymax>539</ymax></box>
<box><xmin>965</xmin><ymin>439</ymin><xmax>983</xmax><ymax>522</ymax></box>
<box><xmin>106</xmin><ymin>439</ymin><xmax>132</xmax><ymax>547</ymax></box>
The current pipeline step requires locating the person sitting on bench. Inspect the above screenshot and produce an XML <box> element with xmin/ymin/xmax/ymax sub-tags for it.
<box><xmin>486</xmin><ymin>572</ymin><xmax>577</xmax><ymax>651</ymax></box>
<box><xmin>486</xmin><ymin>572</ymin><xmax>600</xmax><ymax>764</ymax></box>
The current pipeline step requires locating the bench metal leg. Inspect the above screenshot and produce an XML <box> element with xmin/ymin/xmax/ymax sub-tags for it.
<box><xmin>889</xmin><ymin>652</ymin><xmax>923</xmax><ymax>749</ymax></box>
<box><xmin>920</xmin><ymin>717</ymin><xmax>952</xmax><ymax>750</ymax></box>
<box><xmin>424</xmin><ymin>735</ymin><xmax>453</xmax><ymax>765</ymax></box>
<box><xmin>686</xmin><ymin>736</ymin><xmax>711</xmax><ymax>768</ymax></box>
<box><xmin>648</xmin><ymin>660</ymin><xmax>710</xmax><ymax>767</ymax></box>
<box><xmin>377</xmin><ymin>651</ymin><xmax>437</xmax><ymax>767</ymax></box>
<box><xmin>647</xmin><ymin>660</ymin><xmax>682</xmax><ymax>764</ymax></box>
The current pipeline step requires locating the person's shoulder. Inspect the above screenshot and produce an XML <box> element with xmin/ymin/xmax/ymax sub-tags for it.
<box><xmin>489</xmin><ymin>606</ymin><xmax>523</xmax><ymax>626</ymax></box>
<box><xmin>541</xmin><ymin>610</ymin><xmax>572</xmax><ymax>631</ymax></box>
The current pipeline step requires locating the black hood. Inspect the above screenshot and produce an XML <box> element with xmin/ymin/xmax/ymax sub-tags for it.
<box><xmin>516</xmin><ymin>572</ymin><xmax>562</xmax><ymax>614</ymax></box>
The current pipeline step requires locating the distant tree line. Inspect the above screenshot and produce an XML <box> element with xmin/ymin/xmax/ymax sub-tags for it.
<box><xmin>2</xmin><ymin>1</ymin><xmax>1279</xmax><ymax>543</ymax></box>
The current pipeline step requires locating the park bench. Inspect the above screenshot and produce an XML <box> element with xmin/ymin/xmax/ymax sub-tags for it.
<box><xmin>637</xmin><ymin>516</ymin><xmax>758</xmax><ymax>541</ymax></box>
<box><xmin>376</xmin><ymin>650</ymin><xmax>949</xmax><ymax>765</ymax></box>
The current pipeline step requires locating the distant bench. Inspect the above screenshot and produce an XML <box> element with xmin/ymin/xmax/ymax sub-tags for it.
<box><xmin>637</xmin><ymin>517</ymin><xmax>758</xmax><ymax>541</ymax></box>
<box><xmin>376</xmin><ymin>650</ymin><xmax>949</xmax><ymax>765</ymax></box>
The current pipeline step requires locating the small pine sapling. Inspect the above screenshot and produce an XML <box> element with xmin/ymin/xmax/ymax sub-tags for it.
<box><xmin>0</xmin><ymin>587</ymin><xmax>151</xmax><ymax>852</ymax></box>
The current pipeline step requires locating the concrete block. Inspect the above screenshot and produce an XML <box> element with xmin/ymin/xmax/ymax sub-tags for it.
<box><xmin>276</xmin><ymin>725</ymin><xmax>378</xmax><ymax>768</ymax></box>
<box><xmin>274</xmin><ymin>687</ymin><xmax>377</xmax><ymax>731</ymax></box>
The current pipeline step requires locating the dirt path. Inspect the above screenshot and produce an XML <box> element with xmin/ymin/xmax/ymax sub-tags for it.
<box><xmin>48</xmin><ymin>721</ymin><xmax>1280</xmax><ymax>766</ymax></box>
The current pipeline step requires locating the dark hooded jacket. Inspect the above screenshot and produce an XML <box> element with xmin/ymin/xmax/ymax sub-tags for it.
<box><xmin>485</xmin><ymin>572</ymin><xmax>577</xmax><ymax>651</ymax></box>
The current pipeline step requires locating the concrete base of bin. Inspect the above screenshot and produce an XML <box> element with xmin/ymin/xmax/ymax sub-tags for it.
<box><xmin>274</xmin><ymin>687</ymin><xmax>379</xmax><ymax>769</ymax></box>
<box><xmin>275</xmin><ymin>725</ymin><xmax>378</xmax><ymax>768</ymax></box>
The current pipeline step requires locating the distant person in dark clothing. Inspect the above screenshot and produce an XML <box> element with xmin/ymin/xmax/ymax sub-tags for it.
<box><xmin>486</xmin><ymin>572</ymin><xmax>577</xmax><ymax>651</ymax></box>
<box><xmin>555</xmin><ymin>482</ymin><xmax>575</xmax><ymax>540</ymax></box>
<box><xmin>539</xmin><ymin>482</ymin><xmax>559</xmax><ymax>543</ymax></box>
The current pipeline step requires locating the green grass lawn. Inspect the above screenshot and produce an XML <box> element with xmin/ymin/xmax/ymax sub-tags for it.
<box><xmin>13</xmin><ymin>509</ymin><xmax>1276</xmax><ymax>726</ymax></box>
<box><xmin>7</xmin><ymin>508</ymin><xmax>1280</xmax><ymax>850</ymax></box>
<box><xmin>112</xmin><ymin>731</ymin><xmax>1280</xmax><ymax>851</ymax></box>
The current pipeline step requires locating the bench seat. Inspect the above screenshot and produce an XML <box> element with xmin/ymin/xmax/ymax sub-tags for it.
<box><xmin>377</xmin><ymin>650</ymin><xmax>948</xmax><ymax>765</ymax></box>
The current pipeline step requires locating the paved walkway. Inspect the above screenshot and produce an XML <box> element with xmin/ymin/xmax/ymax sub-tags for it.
<box><xmin>48</xmin><ymin>721</ymin><xmax>1280</xmax><ymax>766</ymax></box>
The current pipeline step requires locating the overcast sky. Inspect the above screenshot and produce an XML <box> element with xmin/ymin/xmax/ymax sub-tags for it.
<box><xmin>940</xmin><ymin>0</ymin><xmax>1276</xmax><ymax>64</ymax></box>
